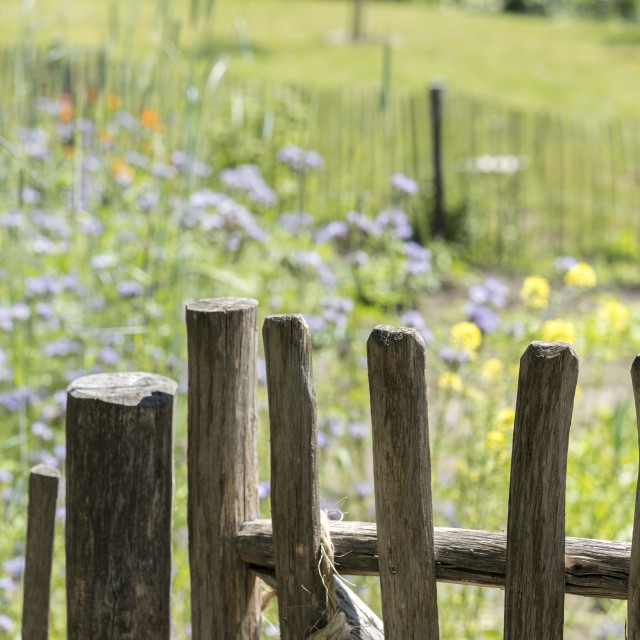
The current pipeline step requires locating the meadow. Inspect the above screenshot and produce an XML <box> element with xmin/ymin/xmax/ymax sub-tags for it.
<box><xmin>1</xmin><ymin>0</ymin><xmax>640</xmax><ymax>638</ymax></box>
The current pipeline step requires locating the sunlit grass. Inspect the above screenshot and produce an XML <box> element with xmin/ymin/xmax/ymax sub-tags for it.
<box><xmin>2</xmin><ymin>0</ymin><xmax>640</xmax><ymax>117</ymax></box>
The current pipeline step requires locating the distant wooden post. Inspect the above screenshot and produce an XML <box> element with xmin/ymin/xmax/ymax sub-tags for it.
<box><xmin>186</xmin><ymin>298</ymin><xmax>261</xmax><ymax>640</ymax></box>
<box><xmin>628</xmin><ymin>355</ymin><xmax>640</xmax><ymax>637</ymax></box>
<box><xmin>66</xmin><ymin>372</ymin><xmax>176</xmax><ymax>640</ymax></box>
<box><xmin>430</xmin><ymin>78</ymin><xmax>446</xmax><ymax>238</ymax></box>
<box><xmin>22</xmin><ymin>464</ymin><xmax>59</xmax><ymax>640</ymax></box>
<box><xmin>504</xmin><ymin>342</ymin><xmax>579</xmax><ymax>640</ymax></box>
<box><xmin>367</xmin><ymin>325</ymin><xmax>440</xmax><ymax>639</ymax></box>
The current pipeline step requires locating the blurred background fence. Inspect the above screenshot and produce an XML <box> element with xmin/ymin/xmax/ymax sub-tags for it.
<box><xmin>2</xmin><ymin>45</ymin><xmax>639</xmax><ymax>268</ymax></box>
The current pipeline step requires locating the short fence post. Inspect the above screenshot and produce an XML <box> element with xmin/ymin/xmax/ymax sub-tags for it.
<box><xmin>368</xmin><ymin>325</ymin><xmax>440</xmax><ymax>639</ymax></box>
<box><xmin>430</xmin><ymin>77</ymin><xmax>446</xmax><ymax>239</ymax></box>
<box><xmin>65</xmin><ymin>372</ymin><xmax>177</xmax><ymax>640</ymax></box>
<box><xmin>186</xmin><ymin>298</ymin><xmax>261</xmax><ymax>640</ymax></box>
<box><xmin>21</xmin><ymin>464</ymin><xmax>59</xmax><ymax>640</ymax></box>
<box><xmin>628</xmin><ymin>355</ymin><xmax>640</xmax><ymax>637</ymax></box>
<box><xmin>504</xmin><ymin>342</ymin><xmax>578</xmax><ymax>640</ymax></box>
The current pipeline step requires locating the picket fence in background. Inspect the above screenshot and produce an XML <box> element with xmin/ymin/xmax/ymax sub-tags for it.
<box><xmin>3</xmin><ymin>47</ymin><xmax>640</xmax><ymax>265</ymax></box>
<box><xmin>14</xmin><ymin>297</ymin><xmax>640</xmax><ymax>638</ymax></box>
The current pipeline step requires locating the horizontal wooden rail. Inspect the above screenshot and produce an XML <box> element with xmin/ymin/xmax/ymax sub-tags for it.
<box><xmin>237</xmin><ymin>520</ymin><xmax>631</xmax><ymax>600</ymax></box>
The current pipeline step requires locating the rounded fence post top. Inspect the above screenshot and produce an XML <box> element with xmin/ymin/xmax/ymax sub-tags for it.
<box><xmin>186</xmin><ymin>298</ymin><xmax>258</xmax><ymax>313</ymax></box>
<box><xmin>67</xmin><ymin>372</ymin><xmax>178</xmax><ymax>406</ymax></box>
<box><xmin>30</xmin><ymin>464</ymin><xmax>61</xmax><ymax>478</ymax></box>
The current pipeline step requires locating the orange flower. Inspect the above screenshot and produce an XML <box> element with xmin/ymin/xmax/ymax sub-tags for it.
<box><xmin>140</xmin><ymin>107</ymin><xmax>160</xmax><ymax>129</ymax></box>
<box><xmin>58</xmin><ymin>94</ymin><xmax>74</xmax><ymax>122</ymax></box>
<box><xmin>106</xmin><ymin>93</ymin><xmax>122</xmax><ymax>111</ymax></box>
<box><xmin>112</xmin><ymin>158</ymin><xmax>136</xmax><ymax>186</ymax></box>
<box><xmin>86</xmin><ymin>88</ymin><xmax>100</xmax><ymax>104</ymax></box>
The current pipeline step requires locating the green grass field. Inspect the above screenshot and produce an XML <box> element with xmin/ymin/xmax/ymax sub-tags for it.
<box><xmin>2</xmin><ymin>0</ymin><xmax>640</xmax><ymax>118</ymax></box>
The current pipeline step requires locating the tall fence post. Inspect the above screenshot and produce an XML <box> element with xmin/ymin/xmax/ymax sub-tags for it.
<box><xmin>65</xmin><ymin>372</ymin><xmax>177</xmax><ymax>639</ymax></box>
<box><xmin>430</xmin><ymin>77</ymin><xmax>446</xmax><ymax>239</ymax></box>
<box><xmin>186</xmin><ymin>298</ymin><xmax>261</xmax><ymax>640</ymax></box>
<box><xmin>504</xmin><ymin>342</ymin><xmax>578</xmax><ymax>640</ymax></box>
<box><xmin>368</xmin><ymin>325</ymin><xmax>440</xmax><ymax>639</ymax></box>
<box><xmin>21</xmin><ymin>464</ymin><xmax>59</xmax><ymax>640</ymax></box>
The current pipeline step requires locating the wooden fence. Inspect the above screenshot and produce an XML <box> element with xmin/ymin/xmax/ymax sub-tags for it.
<box><xmin>16</xmin><ymin>296</ymin><xmax>640</xmax><ymax>638</ymax></box>
<box><xmin>3</xmin><ymin>46</ymin><xmax>640</xmax><ymax>266</ymax></box>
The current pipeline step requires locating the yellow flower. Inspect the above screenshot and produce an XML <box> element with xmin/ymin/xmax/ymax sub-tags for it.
<box><xmin>597</xmin><ymin>300</ymin><xmax>630</xmax><ymax>333</ymax></box>
<box><xmin>486</xmin><ymin>430</ymin><xmax>507</xmax><ymax>450</ymax></box>
<box><xmin>106</xmin><ymin>93</ymin><xmax>122</xmax><ymax>110</ymax></box>
<box><xmin>495</xmin><ymin>408</ymin><xmax>515</xmax><ymax>431</ymax></box>
<box><xmin>565</xmin><ymin>262</ymin><xmax>597</xmax><ymax>289</ymax></box>
<box><xmin>520</xmin><ymin>276</ymin><xmax>550</xmax><ymax>309</ymax></box>
<box><xmin>438</xmin><ymin>372</ymin><xmax>463</xmax><ymax>392</ymax></box>
<box><xmin>450</xmin><ymin>322</ymin><xmax>482</xmax><ymax>354</ymax></box>
<box><xmin>542</xmin><ymin>319</ymin><xmax>576</xmax><ymax>344</ymax></box>
<box><xmin>481</xmin><ymin>358</ymin><xmax>503</xmax><ymax>381</ymax></box>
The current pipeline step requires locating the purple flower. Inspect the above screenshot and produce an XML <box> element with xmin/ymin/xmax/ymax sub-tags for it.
<box><xmin>279</xmin><ymin>211</ymin><xmax>313</xmax><ymax>234</ymax></box>
<box><xmin>3</xmin><ymin>556</ymin><xmax>25</xmax><ymax>579</ymax></box>
<box><xmin>44</xmin><ymin>338</ymin><xmax>81</xmax><ymax>358</ymax></box>
<box><xmin>258</xmin><ymin>480</ymin><xmax>271</xmax><ymax>500</ymax></box>
<box><xmin>26</xmin><ymin>276</ymin><xmax>62</xmax><ymax>297</ymax></box>
<box><xmin>18</xmin><ymin>126</ymin><xmax>51</xmax><ymax>160</ymax></box>
<box><xmin>405</xmin><ymin>241</ymin><xmax>432</xmax><ymax>276</ymax></box>
<box><xmin>439</xmin><ymin>347</ymin><xmax>470</xmax><ymax>367</ymax></box>
<box><xmin>349</xmin><ymin>421</ymin><xmax>369</xmax><ymax>440</ymax></box>
<box><xmin>322</xmin><ymin>297</ymin><xmax>354</xmax><ymax>330</ymax></box>
<box><xmin>347</xmin><ymin>211</ymin><xmax>381</xmax><ymax>236</ymax></box>
<box><xmin>171</xmin><ymin>151</ymin><xmax>212</xmax><ymax>177</ymax></box>
<box><xmin>0</xmin><ymin>613</ymin><xmax>13</xmax><ymax>633</ymax></box>
<box><xmin>555</xmin><ymin>256</ymin><xmax>578</xmax><ymax>272</ymax></box>
<box><xmin>277</xmin><ymin>145</ymin><xmax>324</xmax><ymax>171</ymax></box>
<box><xmin>11</xmin><ymin>302</ymin><xmax>30</xmax><ymax>320</ymax></box>
<box><xmin>118</xmin><ymin>281</ymin><xmax>144</xmax><ymax>298</ymax></box>
<box><xmin>220</xmin><ymin>164</ymin><xmax>277</xmax><ymax>206</ymax></box>
<box><xmin>124</xmin><ymin>150</ymin><xmax>150</xmax><ymax>169</ymax></box>
<box><xmin>315</xmin><ymin>220</ymin><xmax>349</xmax><ymax>244</ymax></box>
<box><xmin>32</xmin><ymin>421</ymin><xmax>54</xmax><ymax>441</ymax></box>
<box><xmin>467</xmin><ymin>304</ymin><xmax>500</xmax><ymax>333</ymax></box>
<box><xmin>0</xmin><ymin>210</ymin><xmax>23</xmax><ymax>228</ymax></box>
<box><xmin>390</xmin><ymin>172</ymin><xmax>419</xmax><ymax>196</ymax></box>
<box><xmin>0</xmin><ymin>468</ymin><xmax>13</xmax><ymax>483</ymax></box>
<box><xmin>469</xmin><ymin>277</ymin><xmax>509</xmax><ymax>308</ymax></box>
<box><xmin>90</xmin><ymin>253</ymin><xmax>117</xmax><ymax>270</ymax></box>
<box><xmin>377</xmin><ymin>207</ymin><xmax>413</xmax><ymax>240</ymax></box>
<box><xmin>353</xmin><ymin>481</ymin><xmax>373</xmax><ymax>499</ymax></box>
<box><xmin>303</xmin><ymin>314</ymin><xmax>328</xmax><ymax>332</ymax></box>
<box><xmin>400</xmin><ymin>309</ymin><xmax>434</xmax><ymax>345</ymax></box>
<box><xmin>98</xmin><ymin>347</ymin><xmax>120</xmax><ymax>366</ymax></box>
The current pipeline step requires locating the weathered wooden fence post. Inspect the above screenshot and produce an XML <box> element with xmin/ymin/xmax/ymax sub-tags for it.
<box><xmin>65</xmin><ymin>372</ymin><xmax>177</xmax><ymax>639</ymax></box>
<box><xmin>186</xmin><ymin>298</ymin><xmax>261</xmax><ymax>640</ymax></box>
<box><xmin>21</xmin><ymin>464</ymin><xmax>59</xmax><ymax>640</ymax></box>
<box><xmin>430</xmin><ymin>77</ymin><xmax>446</xmax><ymax>239</ymax></box>
<box><xmin>263</xmin><ymin>314</ymin><xmax>384</xmax><ymax>639</ymax></box>
<box><xmin>368</xmin><ymin>325</ymin><xmax>440</xmax><ymax>639</ymax></box>
<box><xmin>504</xmin><ymin>342</ymin><xmax>578</xmax><ymax>640</ymax></box>
<box><xmin>628</xmin><ymin>355</ymin><xmax>640</xmax><ymax>637</ymax></box>
<box><xmin>263</xmin><ymin>314</ymin><xmax>327</xmax><ymax>638</ymax></box>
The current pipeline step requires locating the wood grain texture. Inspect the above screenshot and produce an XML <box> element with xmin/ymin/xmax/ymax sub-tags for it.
<box><xmin>186</xmin><ymin>298</ymin><xmax>261</xmax><ymax>640</ymax></box>
<box><xmin>237</xmin><ymin>519</ymin><xmax>631</xmax><ymax>599</ymax></box>
<box><xmin>263</xmin><ymin>315</ymin><xmax>326</xmax><ymax>639</ymax></box>
<box><xmin>22</xmin><ymin>464</ymin><xmax>59</xmax><ymax>640</ymax></box>
<box><xmin>504</xmin><ymin>342</ymin><xmax>579</xmax><ymax>640</ymax></box>
<box><xmin>629</xmin><ymin>355</ymin><xmax>640</xmax><ymax>638</ymax></box>
<box><xmin>367</xmin><ymin>325</ymin><xmax>439</xmax><ymax>639</ymax></box>
<box><xmin>66</xmin><ymin>372</ymin><xmax>177</xmax><ymax>640</ymax></box>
